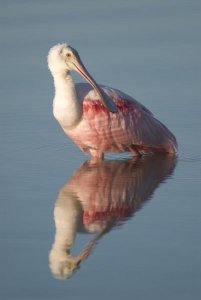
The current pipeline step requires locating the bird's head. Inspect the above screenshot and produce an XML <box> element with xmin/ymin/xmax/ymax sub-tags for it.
<box><xmin>48</xmin><ymin>43</ymin><xmax>81</xmax><ymax>75</ymax></box>
<box><xmin>47</xmin><ymin>43</ymin><xmax>117</xmax><ymax>113</ymax></box>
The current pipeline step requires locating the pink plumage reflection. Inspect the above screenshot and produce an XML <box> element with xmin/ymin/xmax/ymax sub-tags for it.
<box><xmin>49</xmin><ymin>156</ymin><xmax>176</xmax><ymax>279</ymax></box>
<box><xmin>48</xmin><ymin>43</ymin><xmax>177</xmax><ymax>158</ymax></box>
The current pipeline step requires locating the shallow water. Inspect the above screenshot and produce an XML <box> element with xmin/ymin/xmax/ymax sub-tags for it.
<box><xmin>0</xmin><ymin>1</ymin><xmax>200</xmax><ymax>299</ymax></box>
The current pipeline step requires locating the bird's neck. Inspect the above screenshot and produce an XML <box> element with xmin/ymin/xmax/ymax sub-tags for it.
<box><xmin>52</xmin><ymin>72</ymin><xmax>82</xmax><ymax>129</ymax></box>
<box><xmin>50</xmin><ymin>190</ymin><xmax>80</xmax><ymax>255</ymax></box>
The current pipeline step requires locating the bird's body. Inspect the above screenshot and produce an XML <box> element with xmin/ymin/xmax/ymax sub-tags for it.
<box><xmin>48</xmin><ymin>43</ymin><xmax>177</xmax><ymax>158</ymax></box>
<box><xmin>63</xmin><ymin>83</ymin><xmax>177</xmax><ymax>157</ymax></box>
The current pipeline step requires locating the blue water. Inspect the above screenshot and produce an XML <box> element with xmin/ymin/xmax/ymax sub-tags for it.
<box><xmin>0</xmin><ymin>1</ymin><xmax>200</xmax><ymax>299</ymax></box>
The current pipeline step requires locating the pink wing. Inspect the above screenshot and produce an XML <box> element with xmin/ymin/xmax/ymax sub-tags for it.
<box><xmin>67</xmin><ymin>84</ymin><xmax>177</xmax><ymax>154</ymax></box>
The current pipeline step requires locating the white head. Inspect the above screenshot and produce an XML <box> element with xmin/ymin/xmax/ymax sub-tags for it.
<box><xmin>47</xmin><ymin>43</ymin><xmax>117</xmax><ymax>112</ymax></box>
<box><xmin>48</xmin><ymin>43</ymin><xmax>80</xmax><ymax>75</ymax></box>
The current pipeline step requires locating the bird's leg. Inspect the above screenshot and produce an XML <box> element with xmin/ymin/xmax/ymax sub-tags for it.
<box><xmin>129</xmin><ymin>145</ymin><xmax>142</xmax><ymax>157</ymax></box>
<box><xmin>89</xmin><ymin>149</ymin><xmax>104</xmax><ymax>161</ymax></box>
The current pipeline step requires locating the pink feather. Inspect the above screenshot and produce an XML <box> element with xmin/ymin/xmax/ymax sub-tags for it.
<box><xmin>65</xmin><ymin>84</ymin><xmax>177</xmax><ymax>157</ymax></box>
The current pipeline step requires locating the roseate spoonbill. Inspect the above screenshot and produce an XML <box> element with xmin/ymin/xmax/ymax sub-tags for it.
<box><xmin>49</xmin><ymin>156</ymin><xmax>176</xmax><ymax>279</ymax></box>
<box><xmin>47</xmin><ymin>43</ymin><xmax>177</xmax><ymax>158</ymax></box>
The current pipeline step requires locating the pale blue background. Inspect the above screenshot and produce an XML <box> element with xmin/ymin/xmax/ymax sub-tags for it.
<box><xmin>0</xmin><ymin>0</ymin><xmax>200</xmax><ymax>299</ymax></box>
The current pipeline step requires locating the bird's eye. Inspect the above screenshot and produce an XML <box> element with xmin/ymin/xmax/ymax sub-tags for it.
<box><xmin>66</xmin><ymin>53</ymin><xmax>71</xmax><ymax>58</ymax></box>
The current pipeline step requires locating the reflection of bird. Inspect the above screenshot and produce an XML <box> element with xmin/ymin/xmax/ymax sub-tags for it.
<box><xmin>47</xmin><ymin>43</ymin><xmax>177</xmax><ymax>159</ymax></box>
<box><xmin>49</xmin><ymin>156</ymin><xmax>176</xmax><ymax>279</ymax></box>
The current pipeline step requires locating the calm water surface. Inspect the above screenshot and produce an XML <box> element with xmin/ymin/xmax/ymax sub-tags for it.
<box><xmin>0</xmin><ymin>1</ymin><xmax>200</xmax><ymax>299</ymax></box>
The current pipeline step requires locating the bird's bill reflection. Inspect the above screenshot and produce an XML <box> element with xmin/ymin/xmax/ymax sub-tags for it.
<box><xmin>49</xmin><ymin>155</ymin><xmax>177</xmax><ymax>279</ymax></box>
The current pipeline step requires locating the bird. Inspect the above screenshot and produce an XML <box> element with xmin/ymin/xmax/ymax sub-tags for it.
<box><xmin>49</xmin><ymin>156</ymin><xmax>176</xmax><ymax>279</ymax></box>
<box><xmin>47</xmin><ymin>43</ymin><xmax>177</xmax><ymax>159</ymax></box>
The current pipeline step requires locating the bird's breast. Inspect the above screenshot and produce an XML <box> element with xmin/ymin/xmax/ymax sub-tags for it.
<box><xmin>64</xmin><ymin>98</ymin><xmax>135</xmax><ymax>152</ymax></box>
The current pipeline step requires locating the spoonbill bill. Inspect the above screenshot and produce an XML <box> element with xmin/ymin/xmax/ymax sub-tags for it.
<box><xmin>47</xmin><ymin>43</ymin><xmax>177</xmax><ymax>158</ymax></box>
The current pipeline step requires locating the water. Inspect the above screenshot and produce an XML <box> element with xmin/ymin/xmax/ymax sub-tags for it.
<box><xmin>0</xmin><ymin>0</ymin><xmax>200</xmax><ymax>299</ymax></box>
